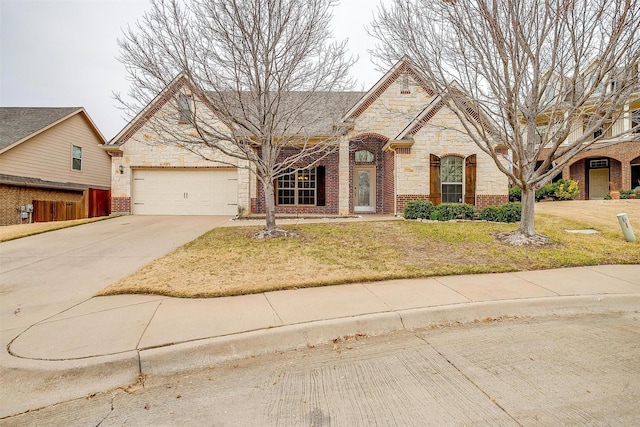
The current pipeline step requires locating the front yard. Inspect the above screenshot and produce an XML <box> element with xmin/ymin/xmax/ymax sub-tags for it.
<box><xmin>98</xmin><ymin>200</ymin><xmax>640</xmax><ymax>298</ymax></box>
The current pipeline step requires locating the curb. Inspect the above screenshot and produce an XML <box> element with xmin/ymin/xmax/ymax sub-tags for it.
<box><xmin>2</xmin><ymin>294</ymin><xmax>638</xmax><ymax>418</ymax></box>
<box><xmin>139</xmin><ymin>293</ymin><xmax>640</xmax><ymax>378</ymax></box>
<box><xmin>0</xmin><ymin>351</ymin><xmax>139</xmax><ymax>419</ymax></box>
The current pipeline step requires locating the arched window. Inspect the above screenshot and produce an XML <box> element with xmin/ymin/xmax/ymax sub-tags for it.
<box><xmin>355</xmin><ymin>150</ymin><xmax>374</xmax><ymax>163</ymax></box>
<box><xmin>441</xmin><ymin>156</ymin><xmax>463</xmax><ymax>203</ymax></box>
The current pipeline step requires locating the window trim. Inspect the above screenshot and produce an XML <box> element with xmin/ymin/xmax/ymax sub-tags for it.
<box><xmin>441</xmin><ymin>156</ymin><xmax>464</xmax><ymax>204</ymax></box>
<box><xmin>71</xmin><ymin>145</ymin><xmax>82</xmax><ymax>171</ymax></box>
<box><xmin>277</xmin><ymin>167</ymin><xmax>318</xmax><ymax>206</ymax></box>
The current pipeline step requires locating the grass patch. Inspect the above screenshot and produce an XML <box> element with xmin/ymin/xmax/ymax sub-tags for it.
<box><xmin>0</xmin><ymin>216</ymin><xmax>112</xmax><ymax>242</ymax></box>
<box><xmin>98</xmin><ymin>203</ymin><xmax>639</xmax><ymax>298</ymax></box>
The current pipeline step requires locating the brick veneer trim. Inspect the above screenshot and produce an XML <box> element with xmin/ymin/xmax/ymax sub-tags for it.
<box><xmin>111</xmin><ymin>197</ymin><xmax>131</xmax><ymax>214</ymax></box>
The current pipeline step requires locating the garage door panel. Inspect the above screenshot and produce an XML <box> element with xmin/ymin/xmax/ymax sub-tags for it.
<box><xmin>132</xmin><ymin>169</ymin><xmax>238</xmax><ymax>215</ymax></box>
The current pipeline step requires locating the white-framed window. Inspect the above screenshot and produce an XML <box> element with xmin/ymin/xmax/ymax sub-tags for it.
<box><xmin>277</xmin><ymin>168</ymin><xmax>317</xmax><ymax>205</ymax></box>
<box><xmin>441</xmin><ymin>156</ymin><xmax>463</xmax><ymax>203</ymax></box>
<box><xmin>72</xmin><ymin>145</ymin><xmax>82</xmax><ymax>171</ymax></box>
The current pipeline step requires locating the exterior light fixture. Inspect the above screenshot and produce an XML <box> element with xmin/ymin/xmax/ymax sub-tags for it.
<box><xmin>118</xmin><ymin>165</ymin><xmax>124</xmax><ymax>174</ymax></box>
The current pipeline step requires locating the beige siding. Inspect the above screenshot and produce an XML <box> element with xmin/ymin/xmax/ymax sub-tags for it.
<box><xmin>0</xmin><ymin>113</ymin><xmax>111</xmax><ymax>188</ymax></box>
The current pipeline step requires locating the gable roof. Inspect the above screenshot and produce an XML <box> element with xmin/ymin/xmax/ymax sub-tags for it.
<box><xmin>0</xmin><ymin>107</ymin><xmax>105</xmax><ymax>154</ymax></box>
<box><xmin>342</xmin><ymin>56</ymin><xmax>434</xmax><ymax>122</ymax></box>
<box><xmin>109</xmin><ymin>74</ymin><xmax>366</xmax><ymax>146</ymax></box>
<box><xmin>107</xmin><ymin>74</ymin><xmax>190</xmax><ymax>147</ymax></box>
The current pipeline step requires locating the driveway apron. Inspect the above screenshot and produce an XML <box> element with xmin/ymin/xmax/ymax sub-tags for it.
<box><xmin>0</xmin><ymin>216</ymin><xmax>231</xmax><ymax>335</ymax></box>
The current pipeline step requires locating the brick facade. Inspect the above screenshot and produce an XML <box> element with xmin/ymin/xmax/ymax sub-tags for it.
<box><xmin>0</xmin><ymin>184</ymin><xmax>83</xmax><ymax>226</ymax></box>
<box><xmin>383</xmin><ymin>150</ymin><xmax>395</xmax><ymax>214</ymax></box>
<box><xmin>255</xmin><ymin>150</ymin><xmax>340</xmax><ymax>215</ymax></box>
<box><xmin>348</xmin><ymin>137</ymin><xmax>389</xmax><ymax>214</ymax></box>
<box><xmin>111</xmin><ymin>197</ymin><xmax>131</xmax><ymax>214</ymax></box>
<box><xmin>557</xmin><ymin>141</ymin><xmax>640</xmax><ymax>199</ymax></box>
<box><xmin>476</xmin><ymin>194</ymin><xmax>509</xmax><ymax>209</ymax></box>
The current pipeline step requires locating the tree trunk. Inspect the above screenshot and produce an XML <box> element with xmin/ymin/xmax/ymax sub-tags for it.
<box><xmin>263</xmin><ymin>178</ymin><xmax>277</xmax><ymax>232</ymax></box>
<box><xmin>519</xmin><ymin>186</ymin><xmax>536</xmax><ymax>237</ymax></box>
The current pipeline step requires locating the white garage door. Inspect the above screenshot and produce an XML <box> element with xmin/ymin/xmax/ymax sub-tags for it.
<box><xmin>132</xmin><ymin>169</ymin><xmax>238</xmax><ymax>215</ymax></box>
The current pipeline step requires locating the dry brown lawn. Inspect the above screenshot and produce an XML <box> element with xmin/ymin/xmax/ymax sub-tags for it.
<box><xmin>98</xmin><ymin>200</ymin><xmax>640</xmax><ymax>298</ymax></box>
<box><xmin>534</xmin><ymin>199</ymin><xmax>638</xmax><ymax>235</ymax></box>
<box><xmin>0</xmin><ymin>217</ymin><xmax>111</xmax><ymax>242</ymax></box>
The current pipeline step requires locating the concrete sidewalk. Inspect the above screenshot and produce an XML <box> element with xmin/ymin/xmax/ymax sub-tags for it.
<box><xmin>2</xmin><ymin>263</ymin><xmax>639</xmax><ymax>417</ymax></box>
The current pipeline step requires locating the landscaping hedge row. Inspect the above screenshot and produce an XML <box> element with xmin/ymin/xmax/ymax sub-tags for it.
<box><xmin>509</xmin><ymin>179</ymin><xmax>580</xmax><ymax>202</ymax></box>
<box><xmin>403</xmin><ymin>200</ymin><xmax>522</xmax><ymax>223</ymax></box>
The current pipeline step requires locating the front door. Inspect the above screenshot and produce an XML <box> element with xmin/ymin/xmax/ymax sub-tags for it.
<box><xmin>589</xmin><ymin>168</ymin><xmax>609</xmax><ymax>200</ymax></box>
<box><xmin>354</xmin><ymin>167</ymin><xmax>376</xmax><ymax>213</ymax></box>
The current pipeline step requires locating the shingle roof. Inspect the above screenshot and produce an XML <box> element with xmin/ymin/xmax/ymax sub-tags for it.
<box><xmin>0</xmin><ymin>107</ymin><xmax>81</xmax><ymax>151</ymax></box>
<box><xmin>204</xmin><ymin>90</ymin><xmax>367</xmax><ymax>135</ymax></box>
<box><xmin>0</xmin><ymin>173</ymin><xmax>94</xmax><ymax>191</ymax></box>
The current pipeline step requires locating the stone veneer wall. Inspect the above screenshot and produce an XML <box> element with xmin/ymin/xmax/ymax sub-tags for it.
<box><xmin>111</xmin><ymin>115</ymin><xmax>251</xmax><ymax>214</ymax></box>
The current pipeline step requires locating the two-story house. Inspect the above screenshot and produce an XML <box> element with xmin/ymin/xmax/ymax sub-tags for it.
<box><xmin>535</xmin><ymin>66</ymin><xmax>640</xmax><ymax>199</ymax></box>
<box><xmin>0</xmin><ymin>108</ymin><xmax>112</xmax><ymax>225</ymax></box>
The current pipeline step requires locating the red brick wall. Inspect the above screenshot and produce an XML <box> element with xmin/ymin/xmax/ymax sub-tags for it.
<box><xmin>476</xmin><ymin>195</ymin><xmax>509</xmax><ymax>209</ymax></box>
<box><xmin>554</xmin><ymin>140</ymin><xmax>640</xmax><ymax>197</ymax></box>
<box><xmin>0</xmin><ymin>184</ymin><xmax>84</xmax><ymax>226</ymax></box>
<box><xmin>396</xmin><ymin>194</ymin><xmax>429</xmax><ymax>214</ymax></box>
<box><xmin>255</xmin><ymin>150</ymin><xmax>340</xmax><ymax>215</ymax></box>
<box><xmin>383</xmin><ymin>150</ymin><xmax>395</xmax><ymax>214</ymax></box>
<box><xmin>111</xmin><ymin>197</ymin><xmax>131</xmax><ymax>214</ymax></box>
<box><xmin>568</xmin><ymin>160</ymin><xmax>587</xmax><ymax>199</ymax></box>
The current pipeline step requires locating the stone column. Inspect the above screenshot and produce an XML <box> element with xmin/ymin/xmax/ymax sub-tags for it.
<box><xmin>338</xmin><ymin>135</ymin><xmax>351</xmax><ymax>215</ymax></box>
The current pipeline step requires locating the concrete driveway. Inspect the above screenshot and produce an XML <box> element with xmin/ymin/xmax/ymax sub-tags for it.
<box><xmin>0</xmin><ymin>215</ymin><xmax>231</xmax><ymax>336</ymax></box>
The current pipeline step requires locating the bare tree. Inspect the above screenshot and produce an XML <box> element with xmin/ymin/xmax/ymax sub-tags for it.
<box><xmin>116</xmin><ymin>0</ymin><xmax>355</xmax><ymax>236</ymax></box>
<box><xmin>371</xmin><ymin>0</ymin><xmax>640</xmax><ymax>244</ymax></box>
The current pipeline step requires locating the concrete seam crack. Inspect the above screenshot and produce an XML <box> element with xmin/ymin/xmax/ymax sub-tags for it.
<box><xmin>415</xmin><ymin>333</ymin><xmax>523</xmax><ymax>426</ymax></box>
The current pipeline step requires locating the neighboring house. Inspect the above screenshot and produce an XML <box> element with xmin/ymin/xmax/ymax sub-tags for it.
<box><xmin>536</xmin><ymin>67</ymin><xmax>640</xmax><ymax>199</ymax></box>
<box><xmin>0</xmin><ymin>108</ymin><xmax>111</xmax><ymax>225</ymax></box>
<box><xmin>106</xmin><ymin>58</ymin><xmax>509</xmax><ymax>216</ymax></box>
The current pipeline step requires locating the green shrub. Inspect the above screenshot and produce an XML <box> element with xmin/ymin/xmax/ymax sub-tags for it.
<box><xmin>403</xmin><ymin>200</ymin><xmax>434</xmax><ymax>219</ymax></box>
<box><xmin>478</xmin><ymin>202</ymin><xmax>522</xmax><ymax>223</ymax></box>
<box><xmin>535</xmin><ymin>183</ymin><xmax>556</xmax><ymax>201</ymax></box>
<box><xmin>478</xmin><ymin>205</ymin><xmax>500</xmax><ymax>222</ymax></box>
<box><xmin>407</xmin><ymin>200</ymin><xmax>519</xmax><ymax>223</ymax></box>
<box><xmin>554</xmin><ymin>179</ymin><xmax>580</xmax><ymax>200</ymax></box>
<box><xmin>620</xmin><ymin>190</ymin><xmax>636</xmax><ymax>199</ymax></box>
<box><xmin>509</xmin><ymin>186</ymin><xmax>521</xmax><ymax>202</ymax></box>
<box><xmin>432</xmin><ymin>203</ymin><xmax>476</xmax><ymax>221</ymax></box>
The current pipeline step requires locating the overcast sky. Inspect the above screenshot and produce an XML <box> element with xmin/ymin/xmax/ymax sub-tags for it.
<box><xmin>0</xmin><ymin>0</ymin><xmax>390</xmax><ymax>141</ymax></box>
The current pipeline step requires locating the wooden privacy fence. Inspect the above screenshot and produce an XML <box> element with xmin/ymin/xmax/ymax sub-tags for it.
<box><xmin>88</xmin><ymin>188</ymin><xmax>111</xmax><ymax>218</ymax></box>
<box><xmin>32</xmin><ymin>200</ymin><xmax>84</xmax><ymax>222</ymax></box>
<box><xmin>31</xmin><ymin>188</ymin><xmax>110</xmax><ymax>223</ymax></box>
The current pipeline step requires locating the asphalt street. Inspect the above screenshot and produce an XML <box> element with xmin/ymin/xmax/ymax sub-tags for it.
<box><xmin>4</xmin><ymin>311</ymin><xmax>639</xmax><ymax>426</ymax></box>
